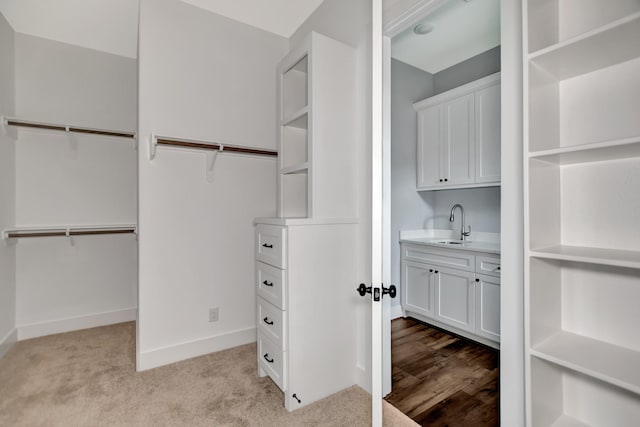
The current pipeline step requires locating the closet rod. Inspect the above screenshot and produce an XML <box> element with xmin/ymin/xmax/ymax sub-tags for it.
<box><xmin>4</xmin><ymin>117</ymin><xmax>136</xmax><ymax>139</ymax></box>
<box><xmin>4</xmin><ymin>227</ymin><xmax>137</xmax><ymax>239</ymax></box>
<box><xmin>151</xmin><ymin>135</ymin><xmax>278</xmax><ymax>160</ymax></box>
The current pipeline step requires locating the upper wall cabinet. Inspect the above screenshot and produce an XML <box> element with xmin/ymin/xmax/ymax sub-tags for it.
<box><xmin>277</xmin><ymin>32</ymin><xmax>357</xmax><ymax>219</ymax></box>
<box><xmin>414</xmin><ymin>73</ymin><xmax>501</xmax><ymax>191</ymax></box>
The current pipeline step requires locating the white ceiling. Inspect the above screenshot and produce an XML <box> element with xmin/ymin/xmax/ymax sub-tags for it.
<box><xmin>391</xmin><ymin>0</ymin><xmax>500</xmax><ymax>74</ymax></box>
<box><xmin>180</xmin><ymin>0</ymin><xmax>324</xmax><ymax>38</ymax></box>
<box><xmin>0</xmin><ymin>0</ymin><xmax>140</xmax><ymax>58</ymax></box>
<box><xmin>0</xmin><ymin>0</ymin><xmax>324</xmax><ymax>59</ymax></box>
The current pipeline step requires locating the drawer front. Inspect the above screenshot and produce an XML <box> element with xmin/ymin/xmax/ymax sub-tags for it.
<box><xmin>258</xmin><ymin>333</ymin><xmax>287</xmax><ymax>391</ymax></box>
<box><xmin>256</xmin><ymin>261</ymin><xmax>287</xmax><ymax>310</ymax></box>
<box><xmin>257</xmin><ymin>298</ymin><xmax>286</xmax><ymax>351</ymax></box>
<box><xmin>476</xmin><ymin>255</ymin><xmax>501</xmax><ymax>277</ymax></box>
<box><xmin>402</xmin><ymin>244</ymin><xmax>474</xmax><ymax>271</ymax></box>
<box><xmin>256</xmin><ymin>224</ymin><xmax>287</xmax><ymax>269</ymax></box>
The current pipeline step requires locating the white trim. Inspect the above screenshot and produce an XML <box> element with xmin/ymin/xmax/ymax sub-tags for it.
<box><xmin>384</xmin><ymin>0</ymin><xmax>449</xmax><ymax>39</ymax></box>
<box><xmin>17</xmin><ymin>308</ymin><xmax>137</xmax><ymax>340</ymax></box>
<box><xmin>137</xmin><ymin>327</ymin><xmax>256</xmax><ymax>371</ymax></box>
<box><xmin>0</xmin><ymin>328</ymin><xmax>17</xmax><ymax>359</ymax></box>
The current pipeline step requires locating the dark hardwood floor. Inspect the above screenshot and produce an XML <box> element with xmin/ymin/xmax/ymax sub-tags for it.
<box><xmin>384</xmin><ymin>317</ymin><xmax>499</xmax><ymax>426</ymax></box>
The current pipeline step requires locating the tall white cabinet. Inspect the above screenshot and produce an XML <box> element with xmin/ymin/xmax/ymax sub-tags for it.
<box><xmin>255</xmin><ymin>31</ymin><xmax>359</xmax><ymax>411</ymax></box>
<box><xmin>524</xmin><ymin>2</ymin><xmax>640</xmax><ymax>426</ymax></box>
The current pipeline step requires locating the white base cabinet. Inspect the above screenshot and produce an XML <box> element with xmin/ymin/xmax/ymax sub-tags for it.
<box><xmin>255</xmin><ymin>220</ymin><xmax>358</xmax><ymax>411</ymax></box>
<box><xmin>401</xmin><ymin>243</ymin><xmax>500</xmax><ymax>347</ymax></box>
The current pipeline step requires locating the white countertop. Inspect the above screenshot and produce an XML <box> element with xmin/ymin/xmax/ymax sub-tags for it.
<box><xmin>400</xmin><ymin>229</ymin><xmax>501</xmax><ymax>255</ymax></box>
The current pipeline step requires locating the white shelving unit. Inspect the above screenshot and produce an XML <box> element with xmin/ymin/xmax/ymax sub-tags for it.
<box><xmin>524</xmin><ymin>1</ymin><xmax>640</xmax><ymax>426</ymax></box>
<box><xmin>277</xmin><ymin>32</ymin><xmax>357</xmax><ymax>219</ymax></box>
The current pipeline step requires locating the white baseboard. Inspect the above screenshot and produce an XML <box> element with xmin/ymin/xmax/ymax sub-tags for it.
<box><xmin>17</xmin><ymin>308</ymin><xmax>137</xmax><ymax>341</ymax></box>
<box><xmin>0</xmin><ymin>328</ymin><xmax>17</xmax><ymax>359</ymax></box>
<box><xmin>137</xmin><ymin>327</ymin><xmax>257</xmax><ymax>371</ymax></box>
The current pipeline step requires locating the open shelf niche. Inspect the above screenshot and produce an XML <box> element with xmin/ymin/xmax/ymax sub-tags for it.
<box><xmin>276</xmin><ymin>32</ymin><xmax>356</xmax><ymax>219</ymax></box>
<box><xmin>525</xmin><ymin>1</ymin><xmax>640</xmax><ymax>425</ymax></box>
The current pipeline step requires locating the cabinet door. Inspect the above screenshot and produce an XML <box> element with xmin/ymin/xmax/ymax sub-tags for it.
<box><xmin>475</xmin><ymin>274</ymin><xmax>500</xmax><ymax>342</ymax></box>
<box><xmin>401</xmin><ymin>260</ymin><xmax>435</xmax><ymax>318</ymax></box>
<box><xmin>475</xmin><ymin>84</ymin><xmax>501</xmax><ymax>184</ymax></box>
<box><xmin>416</xmin><ymin>105</ymin><xmax>443</xmax><ymax>189</ymax></box>
<box><xmin>434</xmin><ymin>266</ymin><xmax>475</xmax><ymax>332</ymax></box>
<box><xmin>442</xmin><ymin>94</ymin><xmax>475</xmax><ymax>186</ymax></box>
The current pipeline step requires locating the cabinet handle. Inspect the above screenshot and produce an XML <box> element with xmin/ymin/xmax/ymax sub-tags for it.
<box><xmin>263</xmin><ymin>280</ymin><xmax>273</xmax><ymax>287</ymax></box>
<box><xmin>444</xmin><ymin>178</ymin><xmax>448</xmax><ymax>182</ymax></box>
<box><xmin>263</xmin><ymin>353</ymin><xmax>274</xmax><ymax>363</ymax></box>
<box><xmin>439</xmin><ymin>179</ymin><xmax>443</xmax><ymax>182</ymax></box>
<box><xmin>262</xmin><ymin>243</ymin><xmax>273</xmax><ymax>248</ymax></box>
<box><xmin>493</xmin><ymin>266</ymin><xmax>501</xmax><ymax>272</ymax></box>
<box><xmin>429</xmin><ymin>269</ymin><xmax>433</xmax><ymax>273</ymax></box>
<box><xmin>475</xmin><ymin>278</ymin><xmax>480</xmax><ymax>282</ymax></box>
<box><xmin>434</xmin><ymin>270</ymin><xmax>439</xmax><ymax>274</ymax></box>
<box><xmin>263</xmin><ymin>317</ymin><xmax>274</xmax><ymax>325</ymax></box>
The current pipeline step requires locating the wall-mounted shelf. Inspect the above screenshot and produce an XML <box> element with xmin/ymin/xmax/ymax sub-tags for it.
<box><xmin>529</xmin><ymin>12</ymin><xmax>640</xmax><ymax>80</ymax></box>
<box><xmin>281</xmin><ymin>163</ymin><xmax>309</xmax><ymax>175</ymax></box>
<box><xmin>531</xmin><ymin>331</ymin><xmax>640</xmax><ymax>396</ymax></box>
<box><xmin>3</xmin><ymin>224</ymin><xmax>137</xmax><ymax>239</ymax></box>
<box><xmin>3</xmin><ymin>116</ymin><xmax>136</xmax><ymax>139</ymax></box>
<box><xmin>529</xmin><ymin>136</ymin><xmax>640</xmax><ymax>165</ymax></box>
<box><xmin>530</xmin><ymin>245</ymin><xmax>640</xmax><ymax>270</ymax></box>
<box><xmin>149</xmin><ymin>134</ymin><xmax>278</xmax><ymax>160</ymax></box>
<box><xmin>282</xmin><ymin>108</ymin><xmax>309</xmax><ymax>128</ymax></box>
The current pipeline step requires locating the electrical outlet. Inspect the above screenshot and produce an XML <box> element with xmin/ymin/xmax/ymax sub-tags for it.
<box><xmin>209</xmin><ymin>307</ymin><xmax>219</xmax><ymax>322</ymax></box>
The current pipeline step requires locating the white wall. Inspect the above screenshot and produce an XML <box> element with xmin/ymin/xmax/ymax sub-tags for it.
<box><xmin>432</xmin><ymin>187</ymin><xmax>501</xmax><ymax>233</ymax></box>
<box><xmin>390</xmin><ymin>59</ymin><xmax>434</xmax><ymax>313</ymax></box>
<box><xmin>289</xmin><ymin>0</ymin><xmax>372</xmax><ymax>391</ymax></box>
<box><xmin>137</xmin><ymin>0</ymin><xmax>287</xmax><ymax>370</ymax></box>
<box><xmin>13</xmin><ymin>34</ymin><xmax>138</xmax><ymax>339</ymax></box>
<box><xmin>0</xmin><ymin>12</ymin><xmax>16</xmax><ymax>357</ymax></box>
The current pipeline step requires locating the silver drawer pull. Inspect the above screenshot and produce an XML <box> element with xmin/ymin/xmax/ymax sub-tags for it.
<box><xmin>263</xmin><ymin>353</ymin><xmax>274</xmax><ymax>363</ymax></box>
<box><xmin>263</xmin><ymin>317</ymin><xmax>274</xmax><ymax>325</ymax></box>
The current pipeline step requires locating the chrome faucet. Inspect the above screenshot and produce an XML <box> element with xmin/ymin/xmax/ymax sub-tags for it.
<box><xmin>450</xmin><ymin>204</ymin><xmax>471</xmax><ymax>241</ymax></box>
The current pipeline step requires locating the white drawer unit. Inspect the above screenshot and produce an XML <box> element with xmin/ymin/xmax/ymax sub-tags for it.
<box><xmin>255</xmin><ymin>220</ymin><xmax>357</xmax><ymax>412</ymax></box>
<box><xmin>258</xmin><ymin>333</ymin><xmax>287</xmax><ymax>391</ymax></box>
<box><xmin>475</xmin><ymin>255</ymin><xmax>501</xmax><ymax>277</ymax></box>
<box><xmin>257</xmin><ymin>298</ymin><xmax>286</xmax><ymax>351</ymax></box>
<box><xmin>256</xmin><ymin>224</ymin><xmax>287</xmax><ymax>269</ymax></box>
<box><xmin>400</xmin><ymin>242</ymin><xmax>501</xmax><ymax>347</ymax></box>
<box><xmin>256</xmin><ymin>261</ymin><xmax>287</xmax><ymax>310</ymax></box>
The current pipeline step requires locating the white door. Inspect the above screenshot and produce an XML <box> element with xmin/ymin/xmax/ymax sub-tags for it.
<box><xmin>434</xmin><ymin>266</ymin><xmax>476</xmax><ymax>333</ymax></box>
<box><xmin>443</xmin><ymin>94</ymin><xmax>475</xmax><ymax>186</ymax></box>
<box><xmin>402</xmin><ymin>260</ymin><xmax>435</xmax><ymax>318</ymax></box>
<box><xmin>417</xmin><ymin>105</ymin><xmax>442</xmax><ymax>188</ymax></box>
<box><xmin>475</xmin><ymin>84</ymin><xmax>501</xmax><ymax>183</ymax></box>
<box><xmin>475</xmin><ymin>274</ymin><xmax>501</xmax><ymax>341</ymax></box>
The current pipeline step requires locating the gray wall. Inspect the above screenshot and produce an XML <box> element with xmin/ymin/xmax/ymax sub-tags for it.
<box><xmin>14</xmin><ymin>33</ymin><xmax>137</xmax><ymax>130</ymax></box>
<box><xmin>433</xmin><ymin>46</ymin><xmax>501</xmax><ymax>95</ymax></box>
<box><xmin>0</xmin><ymin>12</ymin><xmax>16</xmax><ymax>356</ymax></box>
<box><xmin>390</xmin><ymin>59</ymin><xmax>434</xmax><ymax>310</ymax></box>
<box><xmin>390</xmin><ymin>48</ymin><xmax>501</xmax><ymax>315</ymax></box>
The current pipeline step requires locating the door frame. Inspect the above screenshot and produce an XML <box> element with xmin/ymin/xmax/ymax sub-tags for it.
<box><xmin>378</xmin><ymin>0</ymin><xmax>525</xmax><ymax>425</ymax></box>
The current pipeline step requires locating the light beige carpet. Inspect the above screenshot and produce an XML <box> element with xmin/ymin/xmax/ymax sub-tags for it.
<box><xmin>0</xmin><ymin>322</ymin><xmax>417</xmax><ymax>426</ymax></box>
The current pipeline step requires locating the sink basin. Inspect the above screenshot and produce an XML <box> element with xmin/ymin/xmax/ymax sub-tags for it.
<box><xmin>436</xmin><ymin>240</ymin><xmax>471</xmax><ymax>245</ymax></box>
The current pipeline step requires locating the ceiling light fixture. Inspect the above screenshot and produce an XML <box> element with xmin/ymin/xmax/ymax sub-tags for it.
<box><xmin>413</xmin><ymin>23</ymin><xmax>435</xmax><ymax>35</ymax></box>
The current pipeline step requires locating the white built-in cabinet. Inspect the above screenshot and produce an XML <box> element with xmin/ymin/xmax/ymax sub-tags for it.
<box><xmin>400</xmin><ymin>243</ymin><xmax>500</xmax><ymax>348</ymax></box>
<box><xmin>413</xmin><ymin>73</ymin><xmax>501</xmax><ymax>191</ymax></box>
<box><xmin>524</xmin><ymin>1</ymin><xmax>640</xmax><ymax>426</ymax></box>
<box><xmin>256</xmin><ymin>31</ymin><xmax>358</xmax><ymax>412</ymax></box>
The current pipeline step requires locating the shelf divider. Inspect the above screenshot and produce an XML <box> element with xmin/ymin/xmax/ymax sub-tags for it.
<box><xmin>530</xmin><ymin>245</ymin><xmax>640</xmax><ymax>269</ymax></box>
<box><xmin>529</xmin><ymin>12</ymin><xmax>640</xmax><ymax>80</ymax></box>
<box><xmin>281</xmin><ymin>163</ymin><xmax>309</xmax><ymax>175</ymax></box>
<box><xmin>531</xmin><ymin>331</ymin><xmax>640</xmax><ymax>396</ymax></box>
<box><xmin>281</xmin><ymin>107</ymin><xmax>309</xmax><ymax>128</ymax></box>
